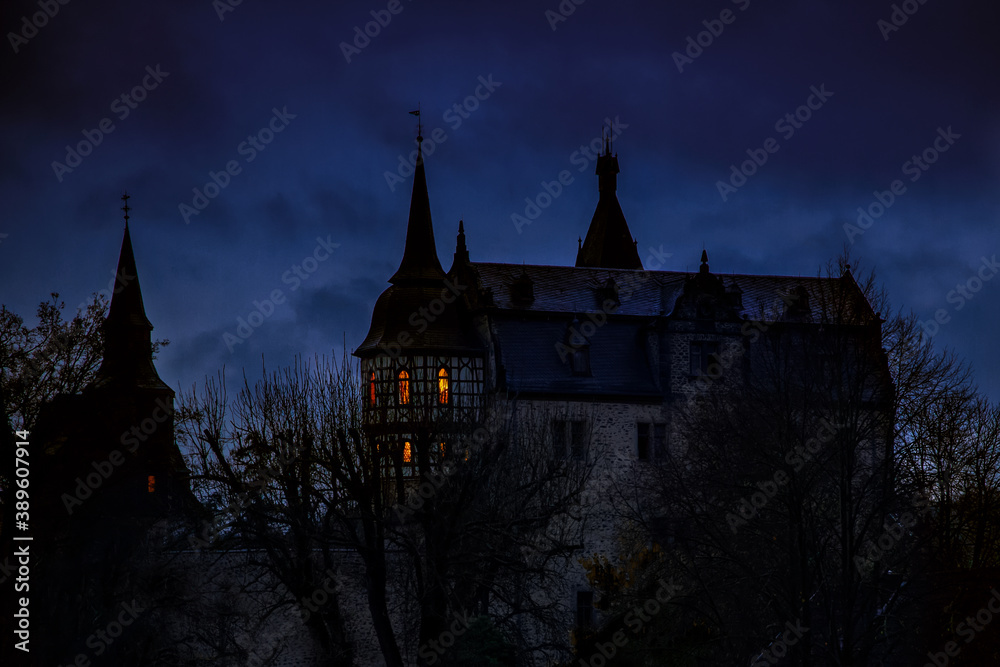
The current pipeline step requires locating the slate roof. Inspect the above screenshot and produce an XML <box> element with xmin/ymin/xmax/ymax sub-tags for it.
<box><xmin>471</xmin><ymin>263</ymin><xmax>876</xmax><ymax>323</ymax></box>
<box><xmin>470</xmin><ymin>262</ymin><xmax>877</xmax><ymax>398</ymax></box>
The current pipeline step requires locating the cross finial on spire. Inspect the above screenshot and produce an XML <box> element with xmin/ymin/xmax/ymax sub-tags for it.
<box><xmin>121</xmin><ymin>191</ymin><xmax>131</xmax><ymax>228</ymax></box>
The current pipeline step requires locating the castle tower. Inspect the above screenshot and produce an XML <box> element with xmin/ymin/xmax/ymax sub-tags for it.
<box><xmin>35</xmin><ymin>196</ymin><xmax>193</xmax><ymax>530</ymax></box>
<box><xmin>575</xmin><ymin>135</ymin><xmax>643</xmax><ymax>270</ymax></box>
<box><xmin>354</xmin><ymin>136</ymin><xmax>484</xmax><ymax>474</ymax></box>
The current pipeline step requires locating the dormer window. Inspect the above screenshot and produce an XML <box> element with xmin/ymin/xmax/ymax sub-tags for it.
<box><xmin>510</xmin><ymin>271</ymin><xmax>534</xmax><ymax>306</ymax></box>
<box><xmin>596</xmin><ymin>277</ymin><xmax>620</xmax><ymax>309</ymax></box>
<box><xmin>398</xmin><ymin>369</ymin><xmax>410</xmax><ymax>405</ymax></box>
<box><xmin>784</xmin><ymin>285</ymin><xmax>811</xmax><ymax>320</ymax></box>
<box><xmin>438</xmin><ymin>367</ymin><xmax>450</xmax><ymax>404</ymax></box>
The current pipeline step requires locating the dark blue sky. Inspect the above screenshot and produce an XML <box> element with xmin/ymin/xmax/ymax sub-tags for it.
<box><xmin>2</xmin><ymin>0</ymin><xmax>998</xmax><ymax>400</ymax></box>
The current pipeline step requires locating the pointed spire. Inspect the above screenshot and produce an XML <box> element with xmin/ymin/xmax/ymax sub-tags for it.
<box><xmin>453</xmin><ymin>219</ymin><xmax>469</xmax><ymax>265</ymax></box>
<box><xmin>92</xmin><ymin>196</ymin><xmax>169</xmax><ymax>391</ymax></box>
<box><xmin>576</xmin><ymin>131</ymin><xmax>642</xmax><ymax>270</ymax></box>
<box><xmin>700</xmin><ymin>249</ymin><xmax>710</xmax><ymax>274</ymax></box>
<box><xmin>389</xmin><ymin>135</ymin><xmax>446</xmax><ymax>284</ymax></box>
<box><xmin>389</xmin><ymin>136</ymin><xmax>444</xmax><ymax>285</ymax></box>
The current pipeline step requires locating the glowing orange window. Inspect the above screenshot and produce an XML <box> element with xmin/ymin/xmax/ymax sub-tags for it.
<box><xmin>403</xmin><ymin>441</ymin><xmax>412</xmax><ymax>463</ymax></box>
<box><xmin>437</xmin><ymin>367</ymin><xmax>450</xmax><ymax>404</ymax></box>
<box><xmin>398</xmin><ymin>370</ymin><xmax>410</xmax><ymax>405</ymax></box>
<box><xmin>147</xmin><ymin>475</ymin><xmax>156</xmax><ymax>493</ymax></box>
<box><xmin>369</xmin><ymin>371</ymin><xmax>377</xmax><ymax>405</ymax></box>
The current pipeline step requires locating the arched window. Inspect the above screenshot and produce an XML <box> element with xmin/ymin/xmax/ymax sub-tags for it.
<box><xmin>369</xmin><ymin>371</ymin><xmax>377</xmax><ymax>405</ymax></box>
<box><xmin>147</xmin><ymin>475</ymin><xmax>156</xmax><ymax>493</ymax></box>
<box><xmin>403</xmin><ymin>441</ymin><xmax>413</xmax><ymax>463</ymax></box>
<box><xmin>437</xmin><ymin>367</ymin><xmax>450</xmax><ymax>404</ymax></box>
<box><xmin>398</xmin><ymin>369</ymin><xmax>410</xmax><ymax>405</ymax></box>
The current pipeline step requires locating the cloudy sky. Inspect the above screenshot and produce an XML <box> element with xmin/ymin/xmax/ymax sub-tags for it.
<box><xmin>2</xmin><ymin>0</ymin><xmax>998</xmax><ymax>401</ymax></box>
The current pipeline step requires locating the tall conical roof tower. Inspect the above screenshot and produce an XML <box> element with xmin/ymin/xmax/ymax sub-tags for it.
<box><xmin>389</xmin><ymin>138</ymin><xmax>446</xmax><ymax>285</ymax></box>
<box><xmin>91</xmin><ymin>194</ymin><xmax>171</xmax><ymax>392</ymax></box>
<box><xmin>576</xmin><ymin>134</ymin><xmax>643</xmax><ymax>270</ymax></box>
<box><xmin>356</xmin><ymin>135</ymin><xmax>481</xmax><ymax>358</ymax></box>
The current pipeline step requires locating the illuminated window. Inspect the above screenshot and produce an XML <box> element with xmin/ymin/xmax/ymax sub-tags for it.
<box><xmin>369</xmin><ymin>371</ymin><xmax>377</xmax><ymax>405</ymax></box>
<box><xmin>398</xmin><ymin>370</ymin><xmax>410</xmax><ymax>405</ymax></box>
<box><xmin>403</xmin><ymin>441</ymin><xmax>412</xmax><ymax>463</ymax></box>
<box><xmin>440</xmin><ymin>441</ymin><xmax>446</xmax><ymax>457</ymax></box>
<box><xmin>147</xmin><ymin>475</ymin><xmax>156</xmax><ymax>493</ymax></box>
<box><xmin>438</xmin><ymin>367</ymin><xmax>450</xmax><ymax>404</ymax></box>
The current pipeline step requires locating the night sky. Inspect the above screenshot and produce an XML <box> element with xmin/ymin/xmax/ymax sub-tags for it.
<box><xmin>2</xmin><ymin>0</ymin><xmax>998</xmax><ymax>401</ymax></box>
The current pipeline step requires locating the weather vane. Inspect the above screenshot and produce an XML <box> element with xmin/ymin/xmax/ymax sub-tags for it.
<box><xmin>409</xmin><ymin>105</ymin><xmax>422</xmax><ymax>140</ymax></box>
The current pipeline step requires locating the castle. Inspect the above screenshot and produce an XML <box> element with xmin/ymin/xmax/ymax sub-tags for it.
<box><xmin>10</xmin><ymin>128</ymin><xmax>890</xmax><ymax>665</ymax></box>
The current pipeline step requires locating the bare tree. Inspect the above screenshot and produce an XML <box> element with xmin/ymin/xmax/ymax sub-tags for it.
<box><xmin>179</xmin><ymin>356</ymin><xmax>595</xmax><ymax>666</ymax></box>
<box><xmin>594</xmin><ymin>259</ymin><xmax>964</xmax><ymax>666</ymax></box>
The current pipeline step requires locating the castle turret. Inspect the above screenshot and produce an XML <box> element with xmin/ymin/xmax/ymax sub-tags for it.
<box><xmin>354</xmin><ymin>135</ymin><xmax>484</xmax><ymax>472</ymax></box>
<box><xmin>576</xmin><ymin>134</ymin><xmax>643</xmax><ymax>270</ymax></box>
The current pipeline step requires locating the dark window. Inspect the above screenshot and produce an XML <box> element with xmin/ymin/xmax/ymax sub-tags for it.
<box><xmin>637</xmin><ymin>423</ymin><xmax>667</xmax><ymax>461</ymax></box>
<box><xmin>689</xmin><ymin>341</ymin><xmax>720</xmax><ymax>376</ymax></box>
<box><xmin>571</xmin><ymin>346</ymin><xmax>591</xmax><ymax>376</ymax></box>
<box><xmin>552</xmin><ymin>420</ymin><xmax>588</xmax><ymax>461</ymax></box>
<box><xmin>576</xmin><ymin>591</ymin><xmax>594</xmax><ymax>630</ymax></box>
